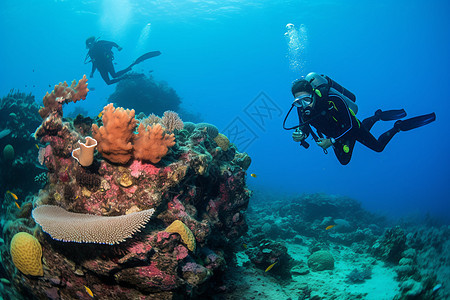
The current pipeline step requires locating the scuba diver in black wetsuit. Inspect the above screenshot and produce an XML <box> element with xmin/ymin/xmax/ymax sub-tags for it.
<box><xmin>84</xmin><ymin>36</ymin><xmax>161</xmax><ymax>85</ymax></box>
<box><xmin>283</xmin><ymin>72</ymin><xmax>436</xmax><ymax>165</ymax></box>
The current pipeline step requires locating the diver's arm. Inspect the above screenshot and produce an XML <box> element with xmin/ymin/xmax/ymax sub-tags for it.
<box><xmin>90</xmin><ymin>63</ymin><xmax>96</xmax><ymax>78</ymax></box>
<box><xmin>317</xmin><ymin>138</ymin><xmax>333</xmax><ymax>149</ymax></box>
<box><xmin>292</xmin><ymin>127</ymin><xmax>306</xmax><ymax>142</ymax></box>
<box><xmin>329</xmin><ymin>95</ymin><xmax>354</xmax><ymax>140</ymax></box>
<box><xmin>109</xmin><ymin>41</ymin><xmax>122</xmax><ymax>51</ymax></box>
<box><xmin>292</xmin><ymin>114</ymin><xmax>310</xmax><ymax>142</ymax></box>
<box><xmin>98</xmin><ymin>40</ymin><xmax>122</xmax><ymax>51</ymax></box>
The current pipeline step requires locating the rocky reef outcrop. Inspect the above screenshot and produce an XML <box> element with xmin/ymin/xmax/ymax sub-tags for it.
<box><xmin>0</xmin><ymin>76</ymin><xmax>252</xmax><ymax>299</ymax></box>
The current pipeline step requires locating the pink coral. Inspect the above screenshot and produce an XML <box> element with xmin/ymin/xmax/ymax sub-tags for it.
<box><xmin>133</xmin><ymin>123</ymin><xmax>175</xmax><ymax>164</ymax></box>
<box><xmin>129</xmin><ymin>160</ymin><xmax>160</xmax><ymax>178</ymax></box>
<box><xmin>92</xmin><ymin>103</ymin><xmax>137</xmax><ymax>164</ymax></box>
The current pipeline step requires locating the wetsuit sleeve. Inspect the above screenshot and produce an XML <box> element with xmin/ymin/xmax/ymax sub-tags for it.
<box><xmin>328</xmin><ymin>95</ymin><xmax>354</xmax><ymax>140</ymax></box>
<box><xmin>97</xmin><ymin>40</ymin><xmax>120</xmax><ymax>50</ymax></box>
<box><xmin>105</xmin><ymin>41</ymin><xmax>120</xmax><ymax>49</ymax></box>
<box><xmin>90</xmin><ymin>62</ymin><xmax>96</xmax><ymax>77</ymax></box>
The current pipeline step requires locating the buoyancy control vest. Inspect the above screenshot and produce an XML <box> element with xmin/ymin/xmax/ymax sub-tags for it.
<box><xmin>305</xmin><ymin>72</ymin><xmax>358</xmax><ymax>115</ymax></box>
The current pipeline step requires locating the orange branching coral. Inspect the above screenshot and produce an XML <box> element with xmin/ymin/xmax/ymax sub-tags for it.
<box><xmin>134</xmin><ymin>123</ymin><xmax>176</xmax><ymax>164</ymax></box>
<box><xmin>39</xmin><ymin>75</ymin><xmax>89</xmax><ymax>119</ymax></box>
<box><xmin>92</xmin><ymin>103</ymin><xmax>137</xmax><ymax>164</ymax></box>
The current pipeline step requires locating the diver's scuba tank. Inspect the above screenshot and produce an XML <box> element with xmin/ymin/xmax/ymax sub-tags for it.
<box><xmin>305</xmin><ymin>72</ymin><xmax>358</xmax><ymax>114</ymax></box>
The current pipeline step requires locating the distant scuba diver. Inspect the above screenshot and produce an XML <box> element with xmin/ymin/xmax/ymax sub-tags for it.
<box><xmin>283</xmin><ymin>72</ymin><xmax>436</xmax><ymax>165</ymax></box>
<box><xmin>84</xmin><ymin>36</ymin><xmax>161</xmax><ymax>85</ymax></box>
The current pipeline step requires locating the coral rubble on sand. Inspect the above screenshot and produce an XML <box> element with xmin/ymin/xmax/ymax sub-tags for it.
<box><xmin>0</xmin><ymin>76</ymin><xmax>252</xmax><ymax>299</ymax></box>
<box><xmin>228</xmin><ymin>193</ymin><xmax>449</xmax><ymax>299</ymax></box>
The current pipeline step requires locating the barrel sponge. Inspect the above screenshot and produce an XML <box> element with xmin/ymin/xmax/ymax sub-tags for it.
<box><xmin>32</xmin><ymin>205</ymin><xmax>155</xmax><ymax>245</ymax></box>
<box><xmin>165</xmin><ymin>220</ymin><xmax>196</xmax><ymax>252</ymax></box>
<box><xmin>10</xmin><ymin>232</ymin><xmax>44</xmax><ymax>276</ymax></box>
<box><xmin>213</xmin><ymin>133</ymin><xmax>230</xmax><ymax>151</ymax></box>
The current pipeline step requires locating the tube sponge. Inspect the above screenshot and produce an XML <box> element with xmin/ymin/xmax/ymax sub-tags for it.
<box><xmin>10</xmin><ymin>232</ymin><xmax>44</xmax><ymax>276</ymax></box>
<box><xmin>165</xmin><ymin>220</ymin><xmax>196</xmax><ymax>252</ymax></box>
<box><xmin>71</xmin><ymin>136</ymin><xmax>97</xmax><ymax>167</ymax></box>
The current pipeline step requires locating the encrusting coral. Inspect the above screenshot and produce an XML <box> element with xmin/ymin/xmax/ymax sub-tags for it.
<box><xmin>134</xmin><ymin>123</ymin><xmax>176</xmax><ymax>164</ymax></box>
<box><xmin>10</xmin><ymin>232</ymin><xmax>44</xmax><ymax>276</ymax></box>
<box><xmin>92</xmin><ymin>103</ymin><xmax>137</xmax><ymax>164</ymax></box>
<box><xmin>32</xmin><ymin>205</ymin><xmax>155</xmax><ymax>244</ymax></box>
<box><xmin>165</xmin><ymin>220</ymin><xmax>196</xmax><ymax>252</ymax></box>
<box><xmin>214</xmin><ymin>133</ymin><xmax>230</xmax><ymax>151</ymax></box>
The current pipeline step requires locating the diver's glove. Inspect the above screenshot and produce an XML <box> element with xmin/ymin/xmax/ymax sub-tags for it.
<box><xmin>292</xmin><ymin>128</ymin><xmax>306</xmax><ymax>142</ymax></box>
<box><xmin>317</xmin><ymin>138</ymin><xmax>333</xmax><ymax>149</ymax></box>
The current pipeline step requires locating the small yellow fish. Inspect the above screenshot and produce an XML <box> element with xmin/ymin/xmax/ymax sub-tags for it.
<box><xmin>97</xmin><ymin>112</ymin><xmax>103</xmax><ymax>118</ymax></box>
<box><xmin>265</xmin><ymin>261</ymin><xmax>278</xmax><ymax>272</ymax></box>
<box><xmin>84</xmin><ymin>285</ymin><xmax>94</xmax><ymax>298</ymax></box>
<box><xmin>15</xmin><ymin>202</ymin><xmax>21</xmax><ymax>209</ymax></box>
<box><xmin>250</xmin><ymin>173</ymin><xmax>257</xmax><ymax>178</ymax></box>
<box><xmin>6</xmin><ymin>191</ymin><xmax>18</xmax><ymax>200</ymax></box>
<box><xmin>35</xmin><ymin>144</ymin><xmax>39</xmax><ymax>150</ymax></box>
<box><xmin>326</xmin><ymin>225</ymin><xmax>336</xmax><ymax>230</ymax></box>
<box><xmin>242</xmin><ymin>243</ymin><xmax>248</xmax><ymax>249</ymax></box>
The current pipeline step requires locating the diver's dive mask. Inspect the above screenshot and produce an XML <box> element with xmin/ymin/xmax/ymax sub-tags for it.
<box><xmin>293</xmin><ymin>94</ymin><xmax>313</xmax><ymax>108</ymax></box>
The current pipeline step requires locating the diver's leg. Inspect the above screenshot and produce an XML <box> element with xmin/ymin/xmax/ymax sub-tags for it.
<box><xmin>99</xmin><ymin>69</ymin><xmax>122</xmax><ymax>85</ymax></box>
<box><xmin>109</xmin><ymin>59</ymin><xmax>132</xmax><ymax>78</ymax></box>
<box><xmin>356</xmin><ymin>125</ymin><xmax>398</xmax><ymax>152</ymax></box>
<box><xmin>113</xmin><ymin>66</ymin><xmax>132</xmax><ymax>78</ymax></box>
<box><xmin>361</xmin><ymin>113</ymin><xmax>380</xmax><ymax>131</ymax></box>
<box><xmin>362</xmin><ymin>109</ymin><xmax>407</xmax><ymax>131</ymax></box>
<box><xmin>361</xmin><ymin>109</ymin><xmax>383</xmax><ymax>131</ymax></box>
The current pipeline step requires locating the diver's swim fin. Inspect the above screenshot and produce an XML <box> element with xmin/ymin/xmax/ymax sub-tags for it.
<box><xmin>376</xmin><ymin>109</ymin><xmax>407</xmax><ymax>121</ymax></box>
<box><xmin>132</xmin><ymin>51</ymin><xmax>161</xmax><ymax>66</ymax></box>
<box><xmin>394</xmin><ymin>112</ymin><xmax>436</xmax><ymax>131</ymax></box>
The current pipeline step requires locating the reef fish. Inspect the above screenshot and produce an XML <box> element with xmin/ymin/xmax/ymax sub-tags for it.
<box><xmin>250</xmin><ymin>173</ymin><xmax>257</xmax><ymax>178</ymax></box>
<box><xmin>432</xmin><ymin>283</ymin><xmax>442</xmax><ymax>293</ymax></box>
<box><xmin>6</xmin><ymin>191</ymin><xmax>18</xmax><ymax>200</ymax></box>
<box><xmin>84</xmin><ymin>285</ymin><xmax>94</xmax><ymax>298</ymax></box>
<box><xmin>265</xmin><ymin>261</ymin><xmax>278</xmax><ymax>272</ymax></box>
<box><xmin>15</xmin><ymin>202</ymin><xmax>21</xmax><ymax>209</ymax></box>
<box><xmin>325</xmin><ymin>225</ymin><xmax>336</xmax><ymax>230</ymax></box>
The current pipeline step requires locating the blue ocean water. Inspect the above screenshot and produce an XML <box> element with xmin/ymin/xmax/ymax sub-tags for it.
<box><xmin>0</xmin><ymin>0</ymin><xmax>449</xmax><ymax>222</ymax></box>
